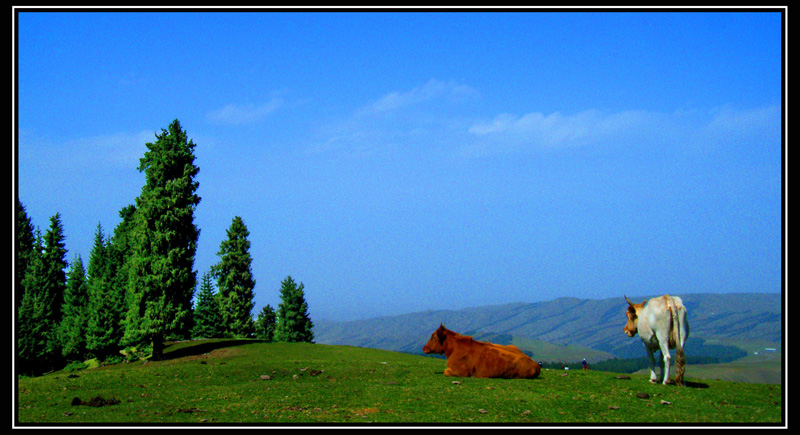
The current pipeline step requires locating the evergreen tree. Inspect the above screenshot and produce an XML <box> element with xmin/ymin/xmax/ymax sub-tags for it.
<box><xmin>16</xmin><ymin>200</ymin><xmax>36</xmax><ymax>307</ymax></box>
<box><xmin>18</xmin><ymin>214</ymin><xmax>68</xmax><ymax>372</ymax></box>
<box><xmin>212</xmin><ymin>216</ymin><xmax>256</xmax><ymax>338</ymax></box>
<box><xmin>104</xmin><ymin>205</ymin><xmax>137</xmax><ymax>352</ymax></box>
<box><xmin>18</xmin><ymin>230</ymin><xmax>47</xmax><ymax>373</ymax></box>
<box><xmin>41</xmin><ymin>213</ymin><xmax>68</xmax><ymax>331</ymax></box>
<box><xmin>124</xmin><ymin>119</ymin><xmax>201</xmax><ymax>360</ymax></box>
<box><xmin>85</xmin><ymin>224</ymin><xmax>122</xmax><ymax>359</ymax></box>
<box><xmin>254</xmin><ymin>304</ymin><xmax>277</xmax><ymax>342</ymax></box>
<box><xmin>192</xmin><ymin>272</ymin><xmax>224</xmax><ymax>339</ymax></box>
<box><xmin>274</xmin><ymin>276</ymin><xmax>314</xmax><ymax>343</ymax></box>
<box><xmin>60</xmin><ymin>255</ymin><xmax>89</xmax><ymax>360</ymax></box>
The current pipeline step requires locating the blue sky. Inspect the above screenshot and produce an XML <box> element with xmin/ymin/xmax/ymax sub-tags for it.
<box><xmin>16</xmin><ymin>8</ymin><xmax>784</xmax><ymax>321</ymax></box>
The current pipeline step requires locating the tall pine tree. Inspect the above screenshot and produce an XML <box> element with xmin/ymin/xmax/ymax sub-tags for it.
<box><xmin>16</xmin><ymin>200</ymin><xmax>36</xmax><ymax>308</ymax></box>
<box><xmin>254</xmin><ymin>304</ymin><xmax>277</xmax><ymax>342</ymax></box>
<box><xmin>274</xmin><ymin>276</ymin><xmax>314</xmax><ymax>343</ymax></box>
<box><xmin>212</xmin><ymin>216</ymin><xmax>256</xmax><ymax>338</ymax></box>
<box><xmin>41</xmin><ymin>213</ymin><xmax>68</xmax><ymax>334</ymax></box>
<box><xmin>85</xmin><ymin>224</ymin><xmax>123</xmax><ymax>359</ymax></box>
<box><xmin>100</xmin><ymin>205</ymin><xmax>137</xmax><ymax>356</ymax></box>
<box><xmin>124</xmin><ymin>119</ymin><xmax>201</xmax><ymax>360</ymax></box>
<box><xmin>192</xmin><ymin>272</ymin><xmax>224</xmax><ymax>339</ymax></box>
<box><xmin>59</xmin><ymin>255</ymin><xmax>89</xmax><ymax>361</ymax></box>
<box><xmin>18</xmin><ymin>214</ymin><xmax>68</xmax><ymax>373</ymax></box>
<box><xmin>18</xmin><ymin>229</ymin><xmax>47</xmax><ymax>373</ymax></box>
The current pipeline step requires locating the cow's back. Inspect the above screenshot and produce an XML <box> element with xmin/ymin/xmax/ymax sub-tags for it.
<box><xmin>639</xmin><ymin>295</ymin><xmax>688</xmax><ymax>351</ymax></box>
<box><xmin>447</xmin><ymin>338</ymin><xmax>540</xmax><ymax>379</ymax></box>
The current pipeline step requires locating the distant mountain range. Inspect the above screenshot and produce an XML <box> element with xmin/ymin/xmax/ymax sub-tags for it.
<box><xmin>314</xmin><ymin>293</ymin><xmax>782</xmax><ymax>364</ymax></box>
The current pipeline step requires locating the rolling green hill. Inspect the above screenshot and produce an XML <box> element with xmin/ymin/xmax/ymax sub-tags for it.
<box><xmin>16</xmin><ymin>340</ymin><xmax>784</xmax><ymax>425</ymax></box>
<box><xmin>314</xmin><ymin>293</ymin><xmax>782</xmax><ymax>383</ymax></box>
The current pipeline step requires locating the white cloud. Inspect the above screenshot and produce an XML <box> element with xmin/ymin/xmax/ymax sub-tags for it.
<box><xmin>468</xmin><ymin>109</ymin><xmax>657</xmax><ymax>145</ymax></box>
<box><xmin>703</xmin><ymin>104</ymin><xmax>781</xmax><ymax>139</ymax></box>
<box><xmin>468</xmin><ymin>109</ymin><xmax>660</xmax><ymax>153</ymax></box>
<box><xmin>464</xmin><ymin>104</ymin><xmax>780</xmax><ymax>156</ymax></box>
<box><xmin>38</xmin><ymin>130</ymin><xmax>154</xmax><ymax>169</ymax></box>
<box><xmin>306</xmin><ymin>79</ymin><xmax>479</xmax><ymax>158</ymax></box>
<box><xmin>206</xmin><ymin>98</ymin><xmax>283</xmax><ymax>125</ymax></box>
<box><xmin>17</xmin><ymin>129</ymin><xmax>154</xmax><ymax>214</ymax></box>
<box><xmin>118</xmin><ymin>71</ymin><xmax>148</xmax><ymax>88</ymax></box>
<box><xmin>358</xmin><ymin>78</ymin><xmax>478</xmax><ymax>115</ymax></box>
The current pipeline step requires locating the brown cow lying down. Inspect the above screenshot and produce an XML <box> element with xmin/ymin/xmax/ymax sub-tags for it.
<box><xmin>423</xmin><ymin>324</ymin><xmax>541</xmax><ymax>379</ymax></box>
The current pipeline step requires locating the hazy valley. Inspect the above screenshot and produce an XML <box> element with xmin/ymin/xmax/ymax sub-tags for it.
<box><xmin>314</xmin><ymin>293</ymin><xmax>782</xmax><ymax>383</ymax></box>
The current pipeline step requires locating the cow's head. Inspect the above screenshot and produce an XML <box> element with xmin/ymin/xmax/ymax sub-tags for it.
<box><xmin>623</xmin><ymin>295</ymin><xmax>645</xmax><ymax>337</ymax></box>
<box><xmin>422</xmin><ymin>324</ymin><xmax>448</xmax><ymax>354</ymax></box>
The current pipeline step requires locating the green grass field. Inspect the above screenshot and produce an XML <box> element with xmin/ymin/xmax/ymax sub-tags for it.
<box><xmin>16</xmin><ymin>340</ymin><xmax>784</xmax><ymax>426</ymax></box>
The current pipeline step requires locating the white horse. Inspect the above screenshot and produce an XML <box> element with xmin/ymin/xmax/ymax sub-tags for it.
<box><xmin>624</xmin><ymin>295</ymin><xmax>689</xmax><ymax>385</ymax></box>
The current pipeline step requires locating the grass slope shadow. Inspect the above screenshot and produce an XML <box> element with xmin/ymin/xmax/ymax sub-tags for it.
<box><xmin>160</xmin><ymin>339</ymin><xmax>266</xmax><ymax>361</ymax></box>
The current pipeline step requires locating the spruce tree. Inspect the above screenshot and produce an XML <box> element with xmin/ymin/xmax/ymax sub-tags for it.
<box><xmin>254</xmin><ymin>304</ymin><xmax>277</xmax><ymax>342</ymax></box>
<box><xmin>18</xmin><ymin>214</ymin><xmax>68</xmax><ymax>372</ymax></box>
<box><xmin>124</xmin><ymin>119</ymin><xmax>201</xmax><ymax>360</ymax></box>
<box><xmin>212</xmin><ymin>216</ymin><xmax>256</xmax><ymax>338</ymax></box>
<box><xmin>18</xmin><ymin>230</ymin><xmax>47</xmax><ymax>373</ymax></box>
<box><xmin>60</xmin><ymin>255</ymin><xmax>89</xmax><ymax>360</ymax></box>
<box><xmin>103</xmin><ymin>205</ymin><xmax>137</xmax><ymax>354</ymax></box>
<box><xmin>16</xmin><ymin>200</ymin><xmax>36</xmax><ymax>307</ymax></box>
<box><xmin>192</xmin><ymin>272</ymin><xmax>223</xmax><ymax>339</ymax></box>
<box><xmin>16</xmin><ymin>201</ymin><xmax>39</xmax><ymax>373</ymax></box>
<box><xmin>85</xmin><ymin>224</ymin><xmax>122</xmax><ymax>359</ymax></box>
<box><xmin>41</xmin><ymin>213</ymin><xmax>68</xmax><ymax>332</ymax></box>
<box><xmin>274</xmin><ymin>276</ymin><xmax>314</xmax><ymax>343</ymax></box>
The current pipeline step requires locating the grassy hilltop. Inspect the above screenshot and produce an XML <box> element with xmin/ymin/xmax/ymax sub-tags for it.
<box><xmin>16</xmin><ymin>340</ymin><xmax>783</xmax><ymax>426</ymax></box>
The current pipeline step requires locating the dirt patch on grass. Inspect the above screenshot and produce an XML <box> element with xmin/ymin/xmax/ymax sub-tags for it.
<box><xmin>71</xmin><ymin>396</ymin><xmax>121</xmax><ymax>407</ymax></box>
<box><xmin>184</xmin><ymin>346</ymin><xmax>240</xmax><ymax>363</ymax></box>
<box><xmin>164</xmin><ymin>339</ymin><xmax>255</xmax><ymax>362</ymax></box>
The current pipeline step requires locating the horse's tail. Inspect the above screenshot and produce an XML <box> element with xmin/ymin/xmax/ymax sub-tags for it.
<box><xmin>671</xmin><ymin>297</ymin><xmax>688</xmax><ymax>386</ymax></box>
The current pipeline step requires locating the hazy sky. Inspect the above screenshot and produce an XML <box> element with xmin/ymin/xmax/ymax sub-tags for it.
<box><xmin>16</xmin><ymin>8</ymin><xmax>784</xmax><ymax>321</ymax></box>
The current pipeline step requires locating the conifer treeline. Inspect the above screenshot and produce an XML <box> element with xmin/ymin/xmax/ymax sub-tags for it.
<box><xmin>16</xmin><ymin>119</ymin><xmax>314</xmax><ymax>375</ymax></box>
